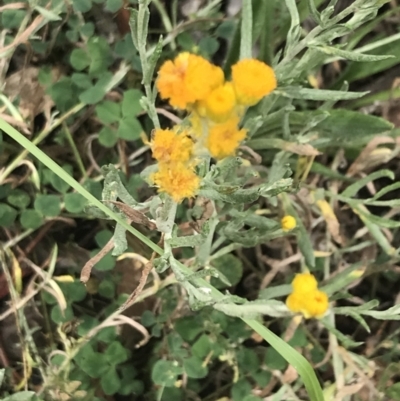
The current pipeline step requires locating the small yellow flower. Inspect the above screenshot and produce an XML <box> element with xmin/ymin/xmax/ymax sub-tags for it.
<box><xmin>151</xmin><ymin>128</ymin><xmax>193</xmax><ymax>164</ymax></box>
<box><xmin>156</xmin><ymin>52</ymin><xmax>224</xmax><ymax>109</ymax></box>
<box><xmin>206</xmin><ymin>116</ymin><xmax>247</xmax><ymax>159</ymax></box>
<box><xmin>286</xmin><ymin>273</ymin><xmax>328</xmax><ymax>319</ymax></box>
<box><xmin>198</xmin><ymin>82</ymin><xmax>237</xmax><ymax>122</ymax></box>
<box><xmin>291</xmin><ymin>273</ymin><xmax>317</xmax><ymax>293</ymax></box>
<box><xmin>231</xmin><ymin>59</ymin><xmax>277</xmax><ymax>106</ymax></box>
<box><xmin>286</xmin><ymin>290</ymin><xmax>328</xmax><ymax>319</ymax></box>
<box><xmin>281</xmin><ymin>215</ymin><xmax>296</xmax><ymax>231</ymax></box>
<box><xmin>151</xmin><ymin>163</ymin><xmax>200</xmax><ymax>203</ymax></box>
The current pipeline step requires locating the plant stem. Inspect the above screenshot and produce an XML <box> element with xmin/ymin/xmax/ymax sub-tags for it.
<box><xmin>62</xmin><ymin>122</ymin><xmax>87</xmax><ymax>180</ymax></box>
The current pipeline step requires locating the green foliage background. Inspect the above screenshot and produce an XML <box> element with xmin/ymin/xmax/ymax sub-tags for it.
<box><xmin>1</xmin><ymin>1</ymin><xmax>400</xmax><ymax>401</ymax></box>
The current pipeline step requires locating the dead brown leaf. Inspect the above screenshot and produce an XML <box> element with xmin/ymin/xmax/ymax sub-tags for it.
<box><xmin>346</xmin><ymin>136</ymin><xmax>396</xmax><ymax>177</ymax></box>
<box><xmin>316</xmin><ymin>199</ymin><xmax>343</xmax><ymax>244</ymax></box>
<box><xmin>106</xmin><ymin>201</ymin><xmax>156</xmax><ymax>230</ymax></box>
<box><xmin>3</xmin><ymin>67</ymin><xmax>55</xmax><ymax>129</ymax></box>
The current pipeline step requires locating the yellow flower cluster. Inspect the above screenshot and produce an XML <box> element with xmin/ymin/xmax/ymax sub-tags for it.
<box><xmin>157</xmin><ymin>52</ymin><xmax>277</xmax><ymax>160</ymax></box>
<box><xmin>286</xmin><ymin>273</ymin><xmax>329</xmax><ymax>319</ymax></box>
<box><xmin>150</xmin><ymin>127</ymin><xmax>200</xmax><ymax>203</ymax></box>
<box><xmin>151</xmin><ymin>53</ymin><xmax>276</xmax><ymax>202</ymax></box>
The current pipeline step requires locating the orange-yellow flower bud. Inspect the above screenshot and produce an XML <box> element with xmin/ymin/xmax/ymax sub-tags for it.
<box><xmin>286</xmin><ymin>273</ymin><xmax>328</xmax><ymax>319</ymax></box>
<box><xmin>151</xmin><ymin>163</ymin><xmax>200</xmax><ymax>203</ymax></box>
<box><xmin>231</xmin><ymin>59</ymin><xmax>277</xmax><ymax>106</ymax></box>
<box><xmin>291</xmin><ymin>273</ymin><xmax>318</xmax><ymax>293</ymax></box>
<box><xmin>199</xmin><ymin>82</ymin><xmax>237</xmax><ymax>122</ymax></box>
<box><xmin>157</xmin><ymin>52</ymin><xmax>224</xmax><ymax>109</ymax></box>
<box><xmin>281</xmin><ymin>215</ymin><xmax>296</xmax><ymax>231</ymax></box>
<box><xmin>151</xmin><ymin>128</ymin><xmax>193</xmax><ymax>164</ymax></box>
<box><xmin>206</xmin><ymin>116</ymin><xmax>247</xmax><ymax>159</ymax></box>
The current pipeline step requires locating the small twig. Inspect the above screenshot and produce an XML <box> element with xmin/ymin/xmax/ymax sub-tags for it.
<box><xmin>80</xmin><ymin>237</ymin><xmax>114</xmax><ymax>284</ymax></box>
<box><xmin>0</xmin><ymin>14</ymin><xmax>44</xmax><ymax>56</ymax></box>
<box><xmin>118</xmin><ymin>262</ymin><xmax>153</xmax><ymax>312</ymax></box>
<box><xmin>0</xmin><ymin>3</ymin><xmax>26</xmax><ymax>12</ymax></box>
<box><xmin>155</xmin><ymin>108</ymin><xmax>182</xmax><ymax>124</ymax></box>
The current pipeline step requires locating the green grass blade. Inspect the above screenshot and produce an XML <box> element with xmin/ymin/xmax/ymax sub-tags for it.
<box><xmin>244</xmin><ymin>319</ymin><xmax>324</xmax><ymax>401</ymax></box>
<box><xmin>240</xmin><ymin>0</ymin><xmax>253</xmax><ymax>59</ymax></box>
<box><xmin>0</xmin><ymin>118</ymin><xmax>162</xmax><ymax>256</ymax></box>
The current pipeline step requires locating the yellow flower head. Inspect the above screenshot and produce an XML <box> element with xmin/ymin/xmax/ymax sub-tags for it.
<box><xmin>231</xmin><ymin>59</ymin><xmax>277</xmax><ymax>106</ymax></box>
<box><xmin>291</xmin><ymin>273</ymin><xmax>318</xmax><ymax>293</ymax></box>
<box><xmin>151</xmin><ymin>128</ymin><xmax>193</xmax><ymax>164</ymax></box>
<box><xmin>198</xmin><ymin>82</ymin><xmax>237</xmax><ymax>122</ymax></box>
<box><xmin>286</xmin><ymin>290</ymin><xmax>328</xmax><ymax>319</ymax></box>
<box><xmin>156</xmin><ymin>52</ymin><xmax>224</xmax><ymax>109</ymax></box>
<box><xmin>151</xmin><ymin>163</ymin><xmax>200</xmax><ymax>203</ymax></box>
<box><xmin>281</xmin><ymin>215</ymin><xmax>297</xmax><ymax>231</ymax></box>
<box><xmin>206</xmin><ymin>116</ymin><xmax>247</xmax><ymax>159</ymax></box>
<box><xmin>286</xmin><ymin>273</ymin><xmax>328</xmax><ymax>319</ymax></box>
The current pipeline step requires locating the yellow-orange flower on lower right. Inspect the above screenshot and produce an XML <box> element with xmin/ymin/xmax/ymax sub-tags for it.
<box><xmin>206</xmin><ymin>116</ymin><xmax>247</xmax><ymax>159</ymax></box>
<box><xmin>231</xmin><ymin>59</ymin><xmax>277</xmax><ymax>106</ymax></box>
<box><xmin>286</xmin><ymin>273</ymin><xmax>328</xmax><ymax>319</ymax></box>
<box><xmin>151</xmin><ymin>163</ymin><xmax>200</xmax><ymax>203</ymax></box>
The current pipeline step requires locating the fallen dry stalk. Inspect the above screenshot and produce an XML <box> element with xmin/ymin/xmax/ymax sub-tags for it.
<box><xmin>118</xmin><ymin>261</ymin><xmax>153</xmax><ymax>312</ymax></box>
<box><xmin>80</xmin><ymin>237</ymin><xmax>114</xmax><ymax>284</ymax></box>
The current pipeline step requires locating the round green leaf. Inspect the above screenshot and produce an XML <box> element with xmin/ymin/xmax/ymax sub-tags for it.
<box><xmin>91</xmin><ymin>249</ymin><xmax>115</xmax><ymax>271</ymax></box>
<box><xmin>71</xmin><ymin>73</ymin><xmax>92</xmax><ymax>89</ymax></box>
<box><xmin>98</xmin><ymin>126</ymin><xmax>118</xmax><ymax>148</ymax></box>
<box><xmin>199</xmin><ymin>37</ymin><xmax>220</xmax><ymax>57</ymax></box>
<box><xmin>141</xmin><ymin>310</ymin><xmax>156</xmax><ymax>327</ymax></box>
<box><xmin>64</xmin><ymin>192</ymin><xmax>87</xmax><ymax>213</ymax></box>
<box><xmin>81</xmin><ymin>22</ymin><xmax>95</xmax><ymax>38</ymax></box>
<box><xmin>117</xmin><ymin>117</ymin><xmax>142</xmax><ymax>141</ymax></box>
<box><xmin>0</xmin><ymin>203</ymin><xmax>17</xmax><ymax>227</ymax></box>
<box><xmin>0</xmin><ymin>184</ymin><xmax>11</xmax><ymax>200</ymax></box>
<box><xmin>122</xmin><ymin>89</ymin><xmax>143</xmax><ymax>116</ymax></box>
<box><xmin>174</xmin><ymin>316</ymin><xmax>203</xmax><ymax>342</ymax></box>
<box><xmin>59</xmin><ymin>281</ymin><xmax>87</xmax><ymax>302</ymax></box>
<box><xmin>51</xmin><ymin>304</ymin><xmax>74</xmax><ymax>324</ymax></box>
<box><xmin>192</xmin><ymin>334</ymin><xmax>212</xmax><ymax>359</ymax></box>
<box><xmin>210</xmin><ymin>254</ymin><xmax>243</xmax><ymax>289</ymax></box>
<box><xmin>264</xmin><ymin>347</ymin><xmax>287</xmax><ymax>371</ymax></box>
<box><xmin>1</xmin><ymin>10</ymin><xmax>26</xmax><ymax>29</ymax></box>
<box><xmin>237</xmin><ymin>348</ymin><xmax>259</xmax><ymax>374</ymax></box>
<box><xmin>231</xmin><ymin>378</ymin><xmax>252</xmax><ymax>401</ymax></box>
<box><xmin>72</xmin><ymin>0</ymin><xmax>92</xmax><ymax>13</ymax></box>
<box><xmin>77</xmin><ymin>315</ymin><xmax>99</xmax><ymax>336</ymax></box>
<box><xmin>70</xmin><ymin>48</ymin><xmax>91</xmax><ymax>71</ymax></box>
<box><xmin>101</xmin><ymin>367</ymin><xmax>121</xmax><ymax>395</ymax></box>
<box><xmin>151</xmin><ymin>360</ymin><xmax>183</xmax><ymax>387</ymax></box>
<box><xmin>95</xmin><ymin>230</ymin><xmax>113</xmax><ymax>248</ymax></box>
<box><xmin>386</xmin><ymin>383</ymin><xmax>400</xmax><ymax>400</ymax></box>
<box><xmin>96</xmin><ymin>327</ymin><xmax>117</xmax><ymax>343</ymax></box>
<box><xmin>7</xmin><ymin>189</ymin><xmax>30</xmax><ymax>209</ymax></box>
<box><xmin>96</xmin><ymin>101</ymin><xmax>121</xmax><ymax>124</ymax></box>
<box><xmin>183</xmin><ymin>356</ymin><xmax>208</xmax><ymax>379</ymax></box>
<box><xmin>34</xmin><ymin>195</ymin><xmax>61</xmax><ymax>217</ymax></box>
<box><xmin>44</xmin><ymin>167</ymin><xmax>72</xmax><ymax>193</ymax></box>
<box><xmin>106</xmin><ymin>0</ymin><xmax>124</xmax><ymax>13</ymax></box>
<box><xmin>105</xmin><ymin>341</ymin><xmax>130</xmax><ymax>365</ymax></box>
<box><xmin>98</xmin><ymin>279</ymin><xmax>115</xmax><ymax>299</ymax></box>
<box><xmin>20</xmin><ymin>209</ymin><xmax>44</xmax><ymax>229</ymax></box>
